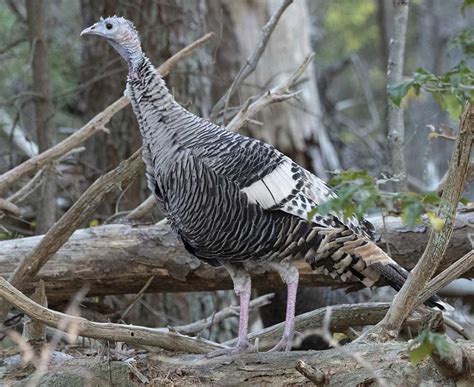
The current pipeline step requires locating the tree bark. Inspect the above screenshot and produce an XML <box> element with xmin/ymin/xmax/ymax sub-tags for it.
<box><xmin>137</xmin><ymin>342</ymin><xmax>474</xmax><ymax>385</ymax></box>
<box><xmin>0</xmin><ymin>212</ymin><xmax>471</xmax><ymax>302</ymax></box>
<box><xmin>7</xmin><ymin>341</ymin><xmax>474</xmax><ymax>386</ymax></box>
<box><xmin>387</xmin><ymin>0</ymin><xmax>409</xmax><ymax>192</ymax></box>
<box><xmin>26</xmin><ymin>0</ymin><xmax>57</xmax><ymax>234</ymax></box>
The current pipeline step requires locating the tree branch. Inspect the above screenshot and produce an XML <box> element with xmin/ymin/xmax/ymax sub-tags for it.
<box><xmin>374</xmin><ymin>102</ymin><xmax>473</xmax><ymax>338</ymax></box>
<box><xmin>172</xmin><ymin>293</ymin><xmax>274</xmax><ymax>336</ymax></box>
<box><xmin>210</xmin><ymin>0</ymin><xmax>294</xmax><ymax>122</ymax></box>
<box><xmin>225</xmin><ymin>53</ymin><xmax>314</xmax><ymax>132</ymax></box>
<box><xmin>0</xmin><ymin>277</ymin><xmax>223</xmax><ymax>354</ymax></box>
<box><xmin>224</xmin><ymin>302</ymin><xmax>433</xmax><ymax>351</ymax></box>
<box><xmin>416</xmin><ymin>250</ymin><xmax>474</xmax><ymax>307</ymax></box>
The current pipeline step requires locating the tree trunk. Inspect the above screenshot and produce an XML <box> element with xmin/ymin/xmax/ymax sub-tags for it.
<box><xmin>26</xmin><ymin>0</ymin><xmax>57</xmax><ymax>234</ymax></box>
<box><xmin>215</xmin><ymin>0</ymin><xmax>340</xmax><ymax>176</ymax></box>
<box><xmin>387</xmin><ymin>0</ymin><xmax>409</xmax><ymax>192</ymax></box>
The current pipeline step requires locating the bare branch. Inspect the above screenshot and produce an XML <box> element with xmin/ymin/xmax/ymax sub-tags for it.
<box><xmin>416</xmin><ymin>250</ymin><xmax>474</xmax><ymax>307</ymax></box>
<box><xmin>211</xmin><ymin>0</ymin><xmax>294</xmax><ymax>121</ymax></box>
<box><xmin>0</xmin><ymin>277</ymin><xmax>222</xmax><ymax>353</ymax></box>
<box><xmin>225</xmin><ymin>53</ymin><xmax>314</xmax><ymax>133</ymax></box>
<box><xmin>119</xmin><ymin>276</ymin><xmax>155</xmax><ymax>321</ymax></box>
<box><xmin>295</xmin><ymin>360</ymin><xmax>327</xmax><ymax>385</ymax></box>
<box><xmin>5</xmin><ymin>0</ymin><xmax>26</xmax><ymax>23</ymax></box>
<box><xmin>172</xmin><ymin>293</ymin><xmax>274</xmax><ymax>336</ymax></box>
<box><xmin>6</xmin><ymin>169</ymin><xmax>43</xmax><ymax>205</ymax></box>
<box><xmin>374</xmin><ymin>102</ymin><xmax>473</xmax><ymax>338</ymax></box>
<box><xmin>0</xmin><ymin>198</ymin><xmax>20</xmax><ymax>217</ymax></box>
<box><xmin>125</xmin><ymin>195</ymin><xmax>156</xmax><ymax>222</ymax></box>
<box><xmin>224</xmin><ymin>302</ymin><xmax>432</xmax><ymax>351</ymax></box>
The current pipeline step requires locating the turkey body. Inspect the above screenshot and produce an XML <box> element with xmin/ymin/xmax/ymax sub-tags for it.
<box><xmin>126</xmin><ymin>57</ymin><xmax>385</xmax><ymax>287</ymax></box>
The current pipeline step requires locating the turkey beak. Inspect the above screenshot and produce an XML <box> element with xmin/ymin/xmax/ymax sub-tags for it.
<box><xmin>80</xmin><ymin>23</ymin><xmax>100</xmax><ymax>37</ymax></box>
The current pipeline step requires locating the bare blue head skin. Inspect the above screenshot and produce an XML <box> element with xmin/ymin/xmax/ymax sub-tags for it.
<box><xmin>81</xmin><ymin>16</ymin><xmax>143</xmax><ymax>72</ymax></box>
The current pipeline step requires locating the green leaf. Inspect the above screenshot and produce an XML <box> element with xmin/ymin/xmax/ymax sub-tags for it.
<box><xmin>401</xmin><ymin>202</ymin><xmax>423</xmax><ymax>226</ymax></box>
<box><xmin>388</xmin><ymin>80</ymin><xmax>413</xmax><ymax>107</ymax></box>
<box><xmin>422</xmin><ymin>192</ymin><xmax>441</xmax><ymax>205</ymax></box>
<box><xmin>409</xmin><ymin>340</ymin><xmax>435</xmax><ymax>365</ymax></box>
<box><xmin>431</xmin><ymin>334</ymin><xmax>453</xmax><ymax>359</ymax></box>
<box><xmin>408</xmin><ymin>331</ymin><xmax>453</xmax><ymax>365</ymax></box>
<box><xmin>463</xmin><ymin>0</ymin><xmax>474</xmax><ymax>12</ymax></box>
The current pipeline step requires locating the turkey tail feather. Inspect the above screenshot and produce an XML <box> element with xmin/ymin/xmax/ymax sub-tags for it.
<box><xmin>313</xmin><ymin>232</ymin><xmax>454</xmax><ymax>312</ymax></box>
<box><xmin>371</xmin><ymin>260</ymin><xmax>453</xmax><ymax>311</ymax></box>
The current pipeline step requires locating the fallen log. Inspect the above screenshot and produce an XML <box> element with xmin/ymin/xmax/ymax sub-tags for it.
<box><xmin>7</xmin><ymin>341</ymin><xmax>474</xmax><ymax>386</ymax></box>
<box><xmin>144</xmin><ymin>341</ymin><xmax>474</xmax><ymax>385</ymax></box>
<box><xmin>0</xmin><ymin>212</ymin><xmax>471</xmax><ymax>301</ymax></box>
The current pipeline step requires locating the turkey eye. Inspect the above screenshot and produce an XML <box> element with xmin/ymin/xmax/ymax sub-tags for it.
<box><xmin>106</xmin><ymin>23</ymin><xmax>113</xmax><ymax>30</ymax></box>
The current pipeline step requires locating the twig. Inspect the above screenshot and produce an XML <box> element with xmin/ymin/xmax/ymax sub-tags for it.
<box><xmin>225</xmin><ymin>53</ymin><xmax>314</xmax><ymax>133</ymax></box>
<box><xmin>0</xmin><ymin>198</ymin><xmax>20</xmax><ymax>217</ymax></box>
<box><xmin>120</xmin><ymin>276</ymin><xmax>155</xmax><ymax>321</ymax></box>
<box><xmin>416</xmin><ymin>250</ymin><xmax>474</xmax><ymax>307</ymax></box>
<box><xmin>295</xmin><ymin>360</ymin><xmax>327</xmax><ymax>385</ymax></box>
<box><xmin>211</xmin><ymin>0</ymin><xmax>294</xmax><ymax>122</ymax></box>
<box><xmin>172</xmin><ymin>293</ymin><xmax>274</xmax><ymax>335</ymax></box>
<box><xmin>374</xmin><ymin>102</ymin><xmax>473</xmax><ymax>338</ymax></box>
<box><xmin>0</xmin><ymin>32</ymin><xmax>215</xmax><ymax>194</ymax></box>
<box><xmin>0</xmin><ymin>277</ymin><xmax>223</xmax><ymax>353</ymax></box>
<box><xmin>5</xmin><ymin>0</ymin><xmax>26</xmax><ymax>23</ymax></box>
<box><xmin>125</xmin><ymin>195</ymin><xmax>156</xmax><ymax>222</ymax></box>
<box><xmin>6</xmin><ymin>169</ymin><xmax>44</xmax><ymax>204</ymax></box>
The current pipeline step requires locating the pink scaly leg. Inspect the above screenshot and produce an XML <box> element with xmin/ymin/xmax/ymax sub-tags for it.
<box><xmin>206</xmin><ymin>263</ymin><xmax>254</xmax><ymax>358</ymax></box>
<box><xmin>269</xmin><ymin>262</ymin><xmax>299</xmax><ymax>352</ymax></box>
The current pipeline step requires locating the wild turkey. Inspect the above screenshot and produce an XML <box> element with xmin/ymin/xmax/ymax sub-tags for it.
<box><xmin>81</xmin><ymin>17</ymin><xmax>450</xmax><ymax>355</ymax></box>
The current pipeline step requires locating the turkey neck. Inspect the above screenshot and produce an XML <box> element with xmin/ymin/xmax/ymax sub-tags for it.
<box><xmin>126</xmin><ymin>56</ymin><xmax>208</xmax><ymax>153</ymax></box>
